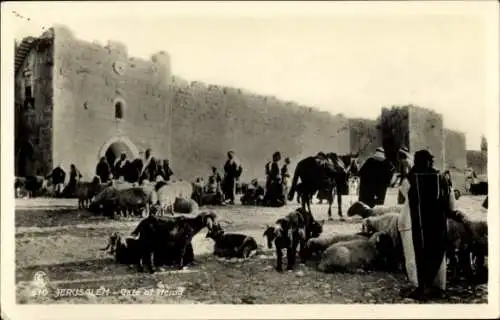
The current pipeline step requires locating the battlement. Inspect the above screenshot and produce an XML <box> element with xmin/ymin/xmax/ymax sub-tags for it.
<box><xmin>105</xmin><ymin>40</ymin><xmax>128</xmax><ymax>57</ymax></box>
<box><xmin>50</xmin><ymin>25</ymin><xmax>171</xmax><ymax>71</ymax></box>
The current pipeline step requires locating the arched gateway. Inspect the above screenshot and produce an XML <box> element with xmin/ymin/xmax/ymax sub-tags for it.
<box><xmin>98</xmin><ymin>136</ymin><xmax>140</xmax><ymax>167</ymax></box>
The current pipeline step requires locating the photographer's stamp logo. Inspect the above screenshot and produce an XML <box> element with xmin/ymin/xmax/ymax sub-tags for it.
<box><xmin>31</xmin><ymin>271</ymin><xmax>49</xmax><ymax>297</ymax></box>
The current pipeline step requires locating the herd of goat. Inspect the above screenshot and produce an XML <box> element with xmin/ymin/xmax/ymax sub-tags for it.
<box><xmin>97</xmin><ymin>191</ymin><xmax>487</xmax><ymax>287</ymax></box>
<box><xmin>16</xmin><ymin>172</ymin><xmax>487</xmax><ymax>287</ymax></box>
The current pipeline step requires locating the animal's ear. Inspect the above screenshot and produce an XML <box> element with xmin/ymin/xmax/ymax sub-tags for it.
<box><xmin>318</xmin><ymin>219</ymin><xmax>326</xmax><ymax>226</ymax></box>
<box><xmin>263</xmin><ymin>226</ymin><xmax>273</xmax><ymax>237</ymax></box>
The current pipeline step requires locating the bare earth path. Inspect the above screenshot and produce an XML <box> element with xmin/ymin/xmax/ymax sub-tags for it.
<box><xmin>15</xmin><ymin>192</ymin><xmax>488</xmax><ymax>304</ymax></box>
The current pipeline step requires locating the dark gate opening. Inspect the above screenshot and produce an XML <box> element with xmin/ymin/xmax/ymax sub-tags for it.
<box><xmin>104</xmin><ymin>142</ymin><xmax>134</xmax><ymax>167</ymax></box>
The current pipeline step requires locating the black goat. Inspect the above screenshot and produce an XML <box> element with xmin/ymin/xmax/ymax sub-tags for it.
<box><xmin>130</xmin><ymin>211</ymin><xmax>217</xmax><ymax>273</ymax></box>
<box><xmin>263</xmin><ymin>207</ymin><xmax>324</xmax><ymax>272</ymax></box>
<box><xmin>100</xmin><ymin>232</ymin><xmax>141</xmax><ymax>265</ymax></box>
<box><xmin>206</xmin><ymin>223</ymin><xmax>258</xmax><ymax>258</ymax></box>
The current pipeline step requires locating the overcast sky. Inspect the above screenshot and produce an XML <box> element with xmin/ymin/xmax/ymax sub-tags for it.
<box><xmin>7</xmin><ymin>2</ymin><xmax>496</xmax><ymax>150</ymax></box>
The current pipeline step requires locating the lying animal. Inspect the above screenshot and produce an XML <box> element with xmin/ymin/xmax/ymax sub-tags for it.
<box><xmin>206</xmin><ymin>223</ymin><xmax>258</xmax><ymax>258</ymax></box>
<box><xmin>347</xmin><ymin>201</ymin><xmax>400</xmax><ymax>219</ymax></box>
<box><xmin>469</xmin><ymin>181</ymin><xmax>488</xmax><ymax>196</ymax></box>
<box><xmin>173</xmin><ymin>197</ymin><xmax>199</xmax><ymax>214</ymax></box>
<box><xmin>130</xmin><ymin>211</ymin><xmax>217</xmax><ymax>272</ymax></box>
<box><xmin>361</xmin><ymin>213</ymin><xmax>403</xmax><ymax>272</ymax></box>
<box><xmin>263</xmin><ymin>207</ymin><xmax>324</xmax><ymax>271</ymax></box>
<box><xmin>100</xmin><ymin>232</ymin><xmax>141</xmax><ymax>265</ymax></box>
<box><xmin>302</xmin><ymin>232</ymin><xmax>371</xmax><ymax>261</ymax></box>
<box><xmin>317</xmin><ymin>231</ymin><xmax>393</xmax><ymax>273</ymax></box>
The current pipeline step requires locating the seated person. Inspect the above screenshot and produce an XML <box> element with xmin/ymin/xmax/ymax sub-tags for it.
<box><xmin>206</xmin><ymin>167</ymin><xmax>222</xmax><ymax>194</ymax></box>
<box><xmin>241</xmin><ymin>179</ymin><xmax>265</xmax><ymax>205</ymax></box>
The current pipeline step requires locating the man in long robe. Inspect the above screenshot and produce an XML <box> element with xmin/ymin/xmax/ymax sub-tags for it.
<box><xmin>357</xmin><ymin>147</ymin><xmax>394</xmax><ymax>208</ymax></box>
<box><xmin>264</xmin><ymin>151</ymin><xmax>283</xmax><ymax>205</ymax></box>
<box><xmin>95</xmin><ymin>157</ymin><xmax>111</xmax><ymax>183</ymax></box>
<box><xmin>222</xmin><ymin>151</ymin><xmax>242</xmax><ymax>205</ymax></box>
<box><xmin>397</xmin><ymin>147</ymin><xmax>413</xmax><ymax>204</ymax></box>
<box><xmin>162</xmin><ymin>159</ymin><xmax>174</xmax><ymax>182</ymax></box>
<box><xmin>113</xmin><ymin>153</ymin><xmax>128</xmax><ymax>180</ymax></box>
<box><xmin>398</xmin><ymin>149</ymin><xmax>472</xmax><ymax>301</ymax></box>
<box><xmin>140</xmin><ymin>148</ymin><xmax>156</xmax><ymax>183</ymax></box>
<box><xmin>64</xmin><ymin>164</ymin><xmax>82</xmax><ymax>197</ymax></box>
<box><xmin>281</xmin><ymin>157</ymin><xmax>291</xmax><ymax>203</ymax></box>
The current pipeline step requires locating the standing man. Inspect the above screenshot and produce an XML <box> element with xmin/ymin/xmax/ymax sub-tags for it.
<box><xmin>357</xmin><ymin>147</ymin><xmax>394</xmax><ymax>208</ymax></box>
<box><xmin>398</xmin><ymin>149</ymin><xmax>472</xmax><ymax>301</ymax></box>
<box><xmin>113</xmin><ymin>153</ymin><xmax>128</xmax><ymax>181</ymax></box>
<box><xmin>141</xmin><ymin>148</ymin><xmax>157</xmax><ymax>183</ymax></box>
<box><xmin>281</xmin><ymin>157</ymin><xmax>292</xmax><ymax>203</ymax></box>
<box><xmin>95</xmin><ymin>157</ymin><xmax>112</xmax><ymax>184</ymax></box>
<box><xmin>397</xmin><ymin>147</ymin><xmax>413</xmax><ymax>204</ymax></box>
<box><xmin>64</xmin><ymin>164</ymin><xmax>82</xmax><ymax>197</ymax></box>
<box><xmin>264</xmin><ymin>151</ymin><xmax>283</xmax><ymax>205</ymax></box>
<box><xmin>222</xmin><ymin>150</ymin><xmax>243</xmax><ymax>205</ymax></box>
<box><xmin>162</xmin><ymin>159</ymin><xmax>174</xmax><ymax>182</ymax></box>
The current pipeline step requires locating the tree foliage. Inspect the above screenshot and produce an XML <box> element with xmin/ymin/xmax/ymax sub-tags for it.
<box><xmin>379</xmin><ymin>106</ymin><xmax>410</xmax><ymax>168</ymax></box>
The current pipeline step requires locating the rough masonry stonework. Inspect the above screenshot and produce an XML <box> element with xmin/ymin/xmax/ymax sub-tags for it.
<box><xmin>15</xmin><ymin>26</ymin><xmax>472</xmax><ymax>184</ymax></box>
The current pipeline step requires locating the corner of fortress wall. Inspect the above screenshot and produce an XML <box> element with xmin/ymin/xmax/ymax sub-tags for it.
<box><xmin>408</xmin><ymin>105</ymin><xmax>445</xmax><ymax>170</ymax></box>
<box><xmin>51</xmin><ymin>25</ymin><xmax>172</xmax><ymax>179</ymax></box>
<box><xmin>14</xmin><ymin>30</ymin><xmax>55</xmax><ymax>176</ymax></box>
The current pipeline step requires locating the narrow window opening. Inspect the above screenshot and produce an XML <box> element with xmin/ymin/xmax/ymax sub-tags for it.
<box><xmin>25</xmin><ymin>86</ymin><xmax>33</xmax><ymax>99</ymax></box>
<box><xmin>24</xmin><ymin>86</ymin><xmax>34</xmax><ymax>110</ymax></box>
<box><xmin>115</xmin><ymin>101</ymin><xmax>124</xmax><ymax>119</ymax></box>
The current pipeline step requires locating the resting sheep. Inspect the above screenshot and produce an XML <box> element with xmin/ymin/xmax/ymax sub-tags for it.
<box><xmin>347</xmin><ymin>201</ymin><xmax>401</xmax><ymax>219</ymax></box>
<box><xmin>361</xmin><ymin>213</ymin><xmax>403</xmax><ymax>272</ymax></box>
<box><xmin>302</xmin><ymin>232</ymin><xmax>371</xmax><ymax>261</ymax></box>
<box><xmin>317</xmin><ymin>231</ymin><xmax>394</xmax><ymax>273</ymax></box>
<box><xmin>173</xmin><ymin>197</ymin><xmax>199</xmax><ymax>214</ymax></box>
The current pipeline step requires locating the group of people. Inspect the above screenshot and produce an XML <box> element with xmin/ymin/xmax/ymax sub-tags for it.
<box><xmin>44</xmin><ymin>148</ymin><xmax>175</xmax><ymax>198</ymax></box>
<box><xmin>197</xmin><ymin>150</ymin><xmax>292</xmax><ymax>207</ymax></box>
<box><xmin>197</xmin><ymin>150</ymin><xmax>243</xmax><ymax>205</ymax></box>
<box><xmin>95</xmin><ymin>148</ymin><xmax>174</xmax><ymax>185</ymax></box>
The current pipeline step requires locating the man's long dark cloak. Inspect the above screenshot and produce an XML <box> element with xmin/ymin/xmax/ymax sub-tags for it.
<box><xmin>407</xmin><ymin>168</ymin><xmax>450</xmax><ymax>289</ymax></box>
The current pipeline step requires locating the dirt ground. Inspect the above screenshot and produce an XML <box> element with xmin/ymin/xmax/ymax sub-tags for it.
<box><xmin>15</xmin><ymin>191</ymin><xmax>488</xmax><ymax>304</ymax></box>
